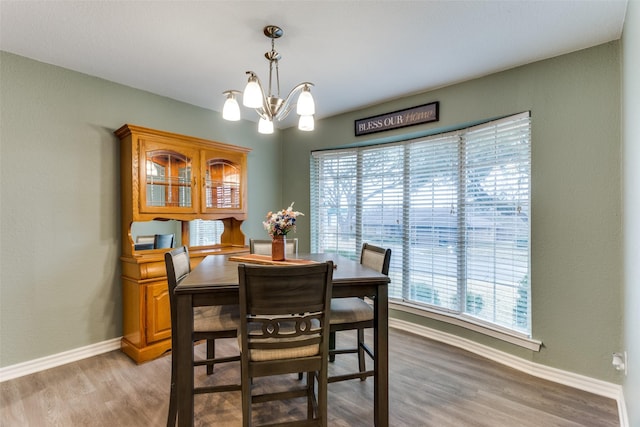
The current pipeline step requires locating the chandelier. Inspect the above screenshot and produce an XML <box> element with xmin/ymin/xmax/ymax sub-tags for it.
<box><xmin>222</xmin><ymin>25</ymin><xmax>315</xmax><ymax>134</ymax></box>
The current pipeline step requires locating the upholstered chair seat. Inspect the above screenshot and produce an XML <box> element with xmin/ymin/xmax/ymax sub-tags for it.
<box><xmin>194</xmin><ymin>305</ymin><xmax>240</xmax><ymax>332</ymax></box>
<box><xmin>329</xmin><ymin>298</ymin><xmax>374</xmax><ymax>323</ymax></box>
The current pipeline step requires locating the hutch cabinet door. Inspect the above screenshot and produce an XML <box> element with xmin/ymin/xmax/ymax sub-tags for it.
<box><xmin>200</xmin><ymin>150</ymin><xmax>247</xmax><ymax>215</ymax></box>
<box><xmin>139</xmin><ymin>139</ymin><xmax>200</xmax><ymax>215</ymax></box>
<box><xmin>145</xmin><ymin>281</ymin><xmax>172</xmax><ymax>344</ymax></box>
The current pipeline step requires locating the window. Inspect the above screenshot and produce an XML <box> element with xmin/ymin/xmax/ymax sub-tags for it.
<box><xmin>311</xmin><ymin>112</ymin><xmax>531</xmax><ymax>336</ymax></box>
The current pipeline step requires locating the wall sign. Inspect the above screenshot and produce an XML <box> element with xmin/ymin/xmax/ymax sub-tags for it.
<box><xmin>354</xmin><ymin>101</ymin><xmax>439</xmax><ymax>136</ymax></box>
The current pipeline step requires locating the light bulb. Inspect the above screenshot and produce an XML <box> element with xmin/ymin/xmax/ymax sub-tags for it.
<box><xmin>298</xmin><ymin>115</ymin><xmax>314</xmax><ymax>131</ymax></box>
<box><xmin>296</xmin><ymin>86</ymin><xmax>315</xmax><ymax>115</ymax></box>
<box><xmin>222</xmin><ymin>92</ymin><xmax>241</xmax><ymax>121</ymax></box>
<box><xmin>243</xmin><ymin>75</ymin><xmax>263</xmax><ymax>108</ymax></box>
<box><xmin>258</xmin><ymin>117</ymin><xmax>274</xmax><ymax>134</ymax></box>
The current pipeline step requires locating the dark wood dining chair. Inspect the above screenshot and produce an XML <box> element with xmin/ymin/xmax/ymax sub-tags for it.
<box><xmin>249</xmin><ymin>238</ymin><xmax>298</xmax><ymax>256</ymax></box>
<box><xmin>238</xmin><ymin>261</ymin><xmax>334</xmax><ymax>427</ymax></box>
<box><xmin>328</xmin><ymin>243</ymin><xmax>391</xmax><ymax>382</ymax></box>
<box><xmin>164</xmin><ymin>246</ymin><xmax>241</xmax><ymax>427</ymax></box>
<box><xmin>154</xmin><ymin>233</ymin><xmax>175</xmax><ymax>249</ymax></box>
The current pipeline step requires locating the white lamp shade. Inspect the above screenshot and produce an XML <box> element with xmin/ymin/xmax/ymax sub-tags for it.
<box><xmin>222</xmin><ymin>96</ymin><xmax>241</xmax><ymax>121</ymax></box>
<box><xmin>243</xmin><ymin>79</ymin><xmax>263</xmax><ymax>108</ymax></box>
<box><xmin>298</xmin><ymin>115</ymin><xmax>314</xmax><ymax>131</ymax></box>
<box><xmin>258</xmin><ymin>117</ymin><xmax>274</xmax><ymax>134</ymax></box>
<box><xmin>296</xmin><ymin>88</ymin><xmax>315</xmax><ymax>115</ymax></box>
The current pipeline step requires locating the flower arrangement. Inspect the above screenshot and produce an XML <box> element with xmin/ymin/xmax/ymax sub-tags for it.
<box><xmin>263</xmin><ymin>202</ymin><xmax>304</xmax><ymax>238</ymax></box>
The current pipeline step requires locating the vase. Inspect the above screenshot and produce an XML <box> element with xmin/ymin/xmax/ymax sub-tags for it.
<box><xmin>271</xmin><ymin>235</ymin><xmax>286</xmax><ymax>261</ymax></box>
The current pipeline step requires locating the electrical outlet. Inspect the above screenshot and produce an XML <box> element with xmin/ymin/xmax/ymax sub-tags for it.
<box><xmin>612</xmin><ymin>351</ymin><xmax>627</xmax><ymax>375</ymax></box>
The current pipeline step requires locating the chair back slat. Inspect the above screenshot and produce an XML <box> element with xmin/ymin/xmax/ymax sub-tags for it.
<box><xmin>249</xmin><ymin>238</ymin><xmax>299</xmax><ymax>256</ymax></box>
<box><xmin>242</xmin><ymin>263</ymin><xmax>328</xmax><ymax>315</ymax></box>
<box><xmin>164</xmin><ymin>246</ymin><xmax>191</xmax><ymax>341</ymax></box>
<box><xmin>360</xmin><ymin>243</ymin><xmax>391</xmax><ymax>275</ymax></box>
<box><xmin>172</xmin><ymin>252</ymin><xmax>190</xmax><ymax>284</ymax></box>
<box><xmin>164</xmin><ymin>246</ymin><xmax>190</xmax><ymax>291</ymax></box>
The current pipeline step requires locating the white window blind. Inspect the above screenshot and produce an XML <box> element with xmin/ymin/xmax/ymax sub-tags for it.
<box><xmin>361</xmin><ymin>144</ymin><xmax>404</xmax><ymax>253</ymax></box>
<box><xmin>189</xmin><ymin>219</ymin><xmax>224</xmax><ymax>246</ymax></box>
<box><xmin>407</xmin><ymin>133</ymin><xmax>461</xmax><ymax>310</ymax></box>
<box><xmin>463</xmin><ymin>115</ymin><xmax>530</xmax><ymax>331</ymax></box>
<box><xmin>311</xmin><ymin>112</ymin><xmax>531</xmax><ymax>335</ymax></box>
<box><xmin>310</xmin><ymin>150</ymin><xmax>358</xmax><ymax>255</ymax></box>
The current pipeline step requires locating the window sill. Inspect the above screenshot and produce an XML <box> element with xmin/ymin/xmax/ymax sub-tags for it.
<box><xmin>389</xmin><ymin>300</ymin><xmax>542</xmax><ymax>352</ymax></box>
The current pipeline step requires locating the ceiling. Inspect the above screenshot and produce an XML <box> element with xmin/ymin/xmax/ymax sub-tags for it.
<box><xmin>0</xmin><ymin>1</ymin><xmax>628</xmax><ymax>129</ymax></box>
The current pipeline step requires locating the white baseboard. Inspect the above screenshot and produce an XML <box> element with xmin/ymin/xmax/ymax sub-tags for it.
<box><xmin>0</xmin><ymin>337</ymin><xmax>122</xmax><ymax>382</ymax></box>
<box><xmin>390</xmin><ymin>318</ymin><xmax>628</xmax><ymax>427</ymax></box>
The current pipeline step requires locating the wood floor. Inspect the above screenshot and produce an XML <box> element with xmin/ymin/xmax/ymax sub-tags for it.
<box><xmin>1</xmin><ymin>328</ymin><xmax>619</xmax><ymax>426</ymax></box>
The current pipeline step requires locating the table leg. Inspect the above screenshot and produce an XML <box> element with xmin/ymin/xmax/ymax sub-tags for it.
<box><xmin>176</xmin><ymin>294</ymin><xmax>194</xmax><ymax>427</ymax></box>
<box><xmin>374</xmin><ymin>285</ymin><xmax>389</xmax><ymax>427</ymax></box>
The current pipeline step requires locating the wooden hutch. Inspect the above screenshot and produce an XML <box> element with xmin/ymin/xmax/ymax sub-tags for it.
<box><xmin>115</xmin><ymin>124</ymin><xmax>251</xmax><ymax>364</ymax></box>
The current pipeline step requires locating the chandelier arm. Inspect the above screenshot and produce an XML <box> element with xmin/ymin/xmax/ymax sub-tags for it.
<box><xmin>274</xmin><ymin>82</ymin><xmax>315</xmax><ymax>122</ymax></box>
<box><xmin>276</xmin><ymin>100</ymin><xmax>297</xmax><ymax>123</ymax></box>
<box><xmin>254</xmin><ymin>107</ymin><xmax>270</xmax><ymax>121</ymax></box>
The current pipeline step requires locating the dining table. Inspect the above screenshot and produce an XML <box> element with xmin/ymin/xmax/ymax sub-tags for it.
<box><xmin>173</xmin><ymin>252</ymin><xmax>390</xmax><ymax>427</ymax></box>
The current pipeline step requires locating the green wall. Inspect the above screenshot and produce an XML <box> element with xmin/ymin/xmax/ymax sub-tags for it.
<box><xmin>622</xmin><ymin>0</ymin><xmax>640</xmax><ymax>423</ymax></box>
<box><xmin>0</xmin><ymin>52</ymin><xmax>284</xmax><ymax>367</ymax></box>
<box><xmin>283</xmin><ymin>42</ymin><xmax>623</xmax><ymax>384</ymax></box>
